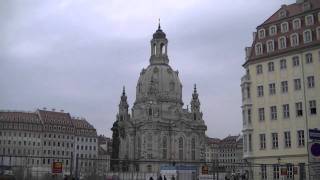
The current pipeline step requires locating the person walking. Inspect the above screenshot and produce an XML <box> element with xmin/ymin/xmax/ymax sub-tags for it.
<box><xmin>163</xmin><ymin>175</ymin><xmax>167</xmax><ymax>180</ymax></box>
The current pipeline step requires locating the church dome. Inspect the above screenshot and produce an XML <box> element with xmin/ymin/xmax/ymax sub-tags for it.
<box><xmin>135</xmin><ymin>25</ymin><xmax>183</xmax><ymax>105</ymax></box>
<box><xmin>135</xmin><ymin>64</ymin><xmax>182</xmax><ymax>104</ymax></box>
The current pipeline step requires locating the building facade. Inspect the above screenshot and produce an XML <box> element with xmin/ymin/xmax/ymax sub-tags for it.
<box><xmin>112</xmin><ymin>25</ymin><xmax>207</xmax><ymax>173</ymax></box>
<box><xmin>241</xmin><ymin>0</ymin><xmax>320</xmax><ymax>179</ymax></box>
<box><xmin>0</xmin><ymin>108</ymin><xmax>98</xmax><ymax>178</ymax></box>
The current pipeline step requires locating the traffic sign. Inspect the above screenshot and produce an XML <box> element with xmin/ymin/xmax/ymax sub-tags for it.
<box><xmin>309</xmin><ymin>129</ymin><xmax>320</xmax><ymax>140</ymax></box>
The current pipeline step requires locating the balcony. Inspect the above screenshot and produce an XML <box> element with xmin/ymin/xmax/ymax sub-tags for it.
<box><xmin>241</xmin><ymin>74</ymin><xmax>251</xmax><ymax>84</ymax></box>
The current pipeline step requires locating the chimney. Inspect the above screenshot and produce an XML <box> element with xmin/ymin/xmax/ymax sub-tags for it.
<box><xmin>43</xmin><ymin>107</ymin><xmax>47</xmax><ymax>110</ymax></box>
<box><xmin>296</xmin><ymin>0</ymin><xmax>305</xmax><ymax>3</ymax></box>
<box><xmin>52</xmin><ymin>108</ymin><xmax>55</xmax><ymax>112</ymax></box>
<box><xmin>60</xmin><ymin>110</ymin><xmax>64</xmax><ymax>113</ymax></box>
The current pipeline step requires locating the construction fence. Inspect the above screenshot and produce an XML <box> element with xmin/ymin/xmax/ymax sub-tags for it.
<box><xmin>0</xmin><ymin>155</ymin><xmax>319</xmax><ymax>180</ymax></box>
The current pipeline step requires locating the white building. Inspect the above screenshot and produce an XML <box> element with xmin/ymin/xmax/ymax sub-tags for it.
<box><xmin>241</xmin><ymin>0</ymin><xmax>320</xmax><ymax>179</ymax></box>
<box><xmin>111</xmin><ymin>24</ymin><xmax>207</xmax><ymax>174</ymax></box>
<box><xmin>0</xmin><ymin>109</ymin><xmax>98</xmax><ymax>178</ymax></box>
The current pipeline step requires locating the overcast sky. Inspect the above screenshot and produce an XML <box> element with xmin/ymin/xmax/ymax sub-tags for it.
<box><xmin>0</xmin><ymin>0</ymin><xmax>295</xmax><ymax>138</ymax></box>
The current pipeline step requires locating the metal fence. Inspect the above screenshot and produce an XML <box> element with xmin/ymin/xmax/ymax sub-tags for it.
<box><xmin>1</xmin><ymin>155</ymin><xmax>318</xmax><ymax>180</ymax></box>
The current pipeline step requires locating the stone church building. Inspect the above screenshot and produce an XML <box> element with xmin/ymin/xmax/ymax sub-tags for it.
<box><xmin>111</xmin><ymin>24</ymin><xmax>207</xmax><ymax>173</ymax></box>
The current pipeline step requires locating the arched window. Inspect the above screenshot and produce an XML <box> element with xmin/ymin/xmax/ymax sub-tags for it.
<box><xmin>137</xmin><ymin>136</ymin><xmax>141</xmax><ymax>158</ymax></box>
<box><xmin>178</xmin><ymin>137</ymin><xmax>184</xmax><ymax>160</ymax></box>
<box><xmin>258</xmin><ymin>29</ymin><xmax>265</xmax><ymax>39</ymax></box>
<box><xmin>169</xmin><ymin>82</ymin><xmax>175</xmax><ymax>91</ymax></box>
<box><xmin>147</xmin><ymin>135</ymin><xmax>152</xmax><ymax>159</ymax></box>
<box><xmin>278</xmin><ymin>36</ymin><xmax>286</xmax><ymax>49</ymax></box>
<box><xmin>191</xmin><ymin>137</ymin><xmax>196</xmax><ymax>160</ymax></box>
<box><xmin>153</xmin><ymin>44</ymin><xmax>157</xmax><ymax>55</ymax></box>
<box><xmin>292</xmin><ymin>18</ymin><xmax>301</xmax><ymax>30</ymax></box>
<box><xmin>162</xmin><ymin>137</ymin><xmax>167</xmax><ymax>159</ymax></box>
<box><xmin>148</xmin><ymin>108</ymin><xmax>152</xmax><ymax>116</ymax></box>
<box><xmin>255</xmin><ymin>43</ymin><xmax>263</xmax><ymax>55</ymax></box>
<box><xmin>160</xmin><ymin>43</ymin><xmax>165</xmax><ymax>55</ymax></box>
<box><xmin>290</xmin><ymin>33</ymin><xmax>299</xmax><ymax>47</ymax></box>
<box><xmin>266</xmin><ymin>40</ymin><xmax>274</xmax><ymax>53</ymax></box>
<box><xmin>193</xmin><ymin>113</ymin><xmax>197</xmax><ymax>120</ymax></box>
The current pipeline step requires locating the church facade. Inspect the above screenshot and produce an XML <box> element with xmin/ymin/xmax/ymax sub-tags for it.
<box><xmin>111</xmin><ymin>25</ymin><xmax>207</xmax><ymax>173</ymax></box>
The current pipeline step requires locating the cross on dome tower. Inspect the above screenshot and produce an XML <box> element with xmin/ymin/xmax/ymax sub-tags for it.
<box><xmin>150</xmin><ymin>21</ymin><xmax>169</xmax><ymax>65</ymax></box>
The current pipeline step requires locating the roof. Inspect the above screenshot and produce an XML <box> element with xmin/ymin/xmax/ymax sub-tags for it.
<box><xmin>72</xmin><ymin>118</ymin><xmax>95</xmax><ymax>130</ymax></box>
<box><xmin>0</xmin><ymin>111</ymin><xmax>41</xmax><ymax>124</ymax></box>
<box><xmin>38</xmin><ymin>109</ymin><xmax>73</xmax><ymax>127</ymax></box>
<box><xmin>246</xmin><ymin>0</ymin><xmax>320</xmax><ymax>64</ymax></box>
<box><xmin>261</xmin><ymin>0</ymin><xmax>320</xmax><ymax>26</ymax></box>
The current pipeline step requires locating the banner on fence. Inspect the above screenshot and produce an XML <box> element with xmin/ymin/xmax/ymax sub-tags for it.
<box><xmin>52</xmin><ymin>162</ymin><xmax>63</xmax><ymax>174</ymax></box>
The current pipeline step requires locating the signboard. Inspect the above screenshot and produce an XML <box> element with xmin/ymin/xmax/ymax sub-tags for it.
<box><xmin>280</xmin><ymin>167</ymin><xmax>287</xmax><ymax>176</ymax></box>
<box><xmin>309</xmin><ymin>142</ymin><xmax>320</xmax><ymax>178</ymax></box>
<box><xmin>201</xmin><ymin>165</ymin><xmax>208</xmax><ymax>175</ymax></box>
<box><xmin>52</xmin><ymin>162</ymin><xmax>63</xmax><ymax>174</ymax></box>
<box><xmin>309</xmin><ymin>129</ymin><xmax>320</xmax><ymax>140</ymax></box>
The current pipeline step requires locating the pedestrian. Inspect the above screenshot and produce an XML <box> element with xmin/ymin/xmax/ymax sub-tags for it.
<box><xmin>171</xmin><ymin>175</ymin><xmax>175</xmax><ymax>180</ymax></box>
<box><xmin>158</xmin><ymin>175</ymin><xmax>163</xmax><ymax>180</ymax></box>
<box><xmin>163</xmin><ymin>175</ymin><xmax>167</xmax><ymax>180</ymax></box>
<box><xmin>149</xmin><ymin>176</ymin><xmax>154</xmax><ymax>180</ymax></box>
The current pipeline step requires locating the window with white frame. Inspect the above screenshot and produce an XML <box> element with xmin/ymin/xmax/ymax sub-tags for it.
<box><xmin>281</xmin><ymin>81</ymin><xmax>288</xmax><ymax>93</ymax></box>
<box><xmin>297</xmin><ymin>130</ymin><xmax>305</xmax><ymax>147</ymax></box>
<box><xmin>255</xmin><ymin>43</ymin><xmax>263</xmax><ymax>55</ymax></box>
<box><xmin>279</xmin><ymin>36</ymin><xmax>287</xmax><ymax>49</ymax></box>
<box><xmin>303</xmin><ymin>30</ymin><xmax>312</xmax><ymax>43</ymax></box>
<box><xmin>259</xmin><ymin>134</ymin><xmax>266</xmax><ymax>150</ymax></box>
<box><xmin>281</xmin><ymin>22</ymin><xmax>289</xmax><ymax>33</ymax></box>
<box><xmin>283</xmin><ymin>104</ymin><xmax>290</xmax><ymax>119</ymax></box>
<box><xmin>309</xmin><ymin>100</ymin><xmax>317</xmax><ymax>115</ymax></box>
<box><xmin>261</xmin><ymin>164</ymin><xmax>267</xmax><ymax>180</ymax></box>
<box><xmin>269</xmin><ymin>25</ymin><xmax>277</xmax><ymax>36</ymax></box>
<box><xmin>292</xmin><ymin>56</ymin><xmax>300</xmax><ymax>67</ymax></box>
<box><xmin>267</xmin><ymin>40</ymin><xmax>274</xmax><ymax>52</ymax></box>
<box><xmin>256</xmin><ymin>64</ymin><xmax>263</xmax><ymax>74</ymax></box>
<box><xmin>307</xmin><ymin>76</ymin><xmax>315</xmax><ymax>88</ymax></box>
<box><xmin>269</xmin><ymin>83</ymin><xmax>276</xmax><ymax>95</ymax></box>
<box><xmin>306</xmin><ymin>53</ymin><xmax>313</xmax><ymax>63</ymax></box>
<box><xmin>258</xmin><ymin>108</ymin><xmax>265</xmax><ymax>121</ymax></box>
<box><xmin>273</xmin><ymin>164</ymin><xmax>280</xmax><ymax>180</ymax></box>
<box><xmin>247</xmin><ymin>109</ymin><xmax>252</xmax><ymax>124</ymax></box>
<box><xmin>280</xmin><ymin>59</ymin><xmax>287</xmax><ymax>69</ymax></box>
<box><xmin>294</xmin><ymin>78</ymin><xmax>301</xmax><ymax>90</ymax></box>
<box><xmin>287</xmin><ymin>164</ymin><xmax>294</xmax><ymax>179</ymax></box>
<box><xmin>272</xmin><ymin>133</ymin><xmax>279</xmax><ymax>149</ymax></box>
<box><xmin>284</xmin><ymin>131</ymin><xmax>291</xmax><ymax>148</ymax></box>
<box><xmin>305</xmin><ymin>15</ymin><xmax>314</xmax><ymax>26</ymax></box>
<box><xmin>258</xmin><ymin>29</ymin><xmax>265</xmax><ymax>39</ymax></box>
<box><xmin>270</xmin><ymin>106</ymin><xmax>277</xmax><ymax>120</ymax></box>
<box><xmin>257</xmin><ymin>85</ymin><xmax>264</xmax><ymax>97</ymax></box>
<box><xmin>293</xmin><ymin>18</ymin><xmax>301</xmax><ymax>30</ymax></box>
<box><xmin>290</xmin><ymin>33</ymin><xmax>299</xmax><ymax>46</ymax></box>
<box><xmin>268</xmin><ymin>62</ymin><xmax>275</xmax><ymax>72</ymax></box>
<box><xmin>296</xmin><ymin>102</ymin><xmax>303</xmax><ymax>117</ymax></box>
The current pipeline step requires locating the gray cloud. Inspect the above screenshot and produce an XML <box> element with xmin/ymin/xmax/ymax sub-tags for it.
<box><xmin>0</xmin><ymin>0</ymin><xmax>295</xmax><ymax>138</ymax></box>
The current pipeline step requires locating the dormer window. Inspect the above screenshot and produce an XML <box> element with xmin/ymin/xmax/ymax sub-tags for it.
<box><xmin>278</xmin><ymin>36</ymin><xmax>287</xmax><ymax>49</ymax></box>
<box><xmin>258</xmin><ymin>29</ymin><xmax>265</xmax><ymax>39</ymax></box>
<box><xmin>281</xmin><ymin>22</ymin><xmax>289</xmax><ymax>33</ymax></box>
<box><xmin>255</xmin><ymin>43</ymin><xmax>263</xmax><ymax>55</ymax></box>
<box><xmin>305</xmin><ymin>15</ymin><xmax>314</xmax><ymax>26</ymax></box>
<box><xmin>279</xmin><ymin>10</ymin><xmax>287</xmax><ymax>19</ymax></box>
<box><xmin>269</xmin><ymin>25</ymin><xmax>277</xmax><ymax>36</ymax></box>
<box><xmin>293</xmin><ymin>18</ymin><xmax>301</xmax><ymax>30</ymax></box>
<box><xmin>316</xmin><ymin>27</ymin><xmax>320</xmax><ymax>40</ymax></box>
<box><xmin>266</xmin><ymin>40</ymin><xmax>275</xmax><ymax>53</ymax></box>
<box><xmin>303</xmin><ymin>29</ymin><xmax>312</xmax><ymax>43</ymax></box>
<box><xmin>291</xmin><ymin>33</ymin><xmax>299</xmax><ymax>47</ymax></box>
<box><xmin>302</xmin><ymin>2</ymin><xmax>311</xmax><ymax>12</ymax></box>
